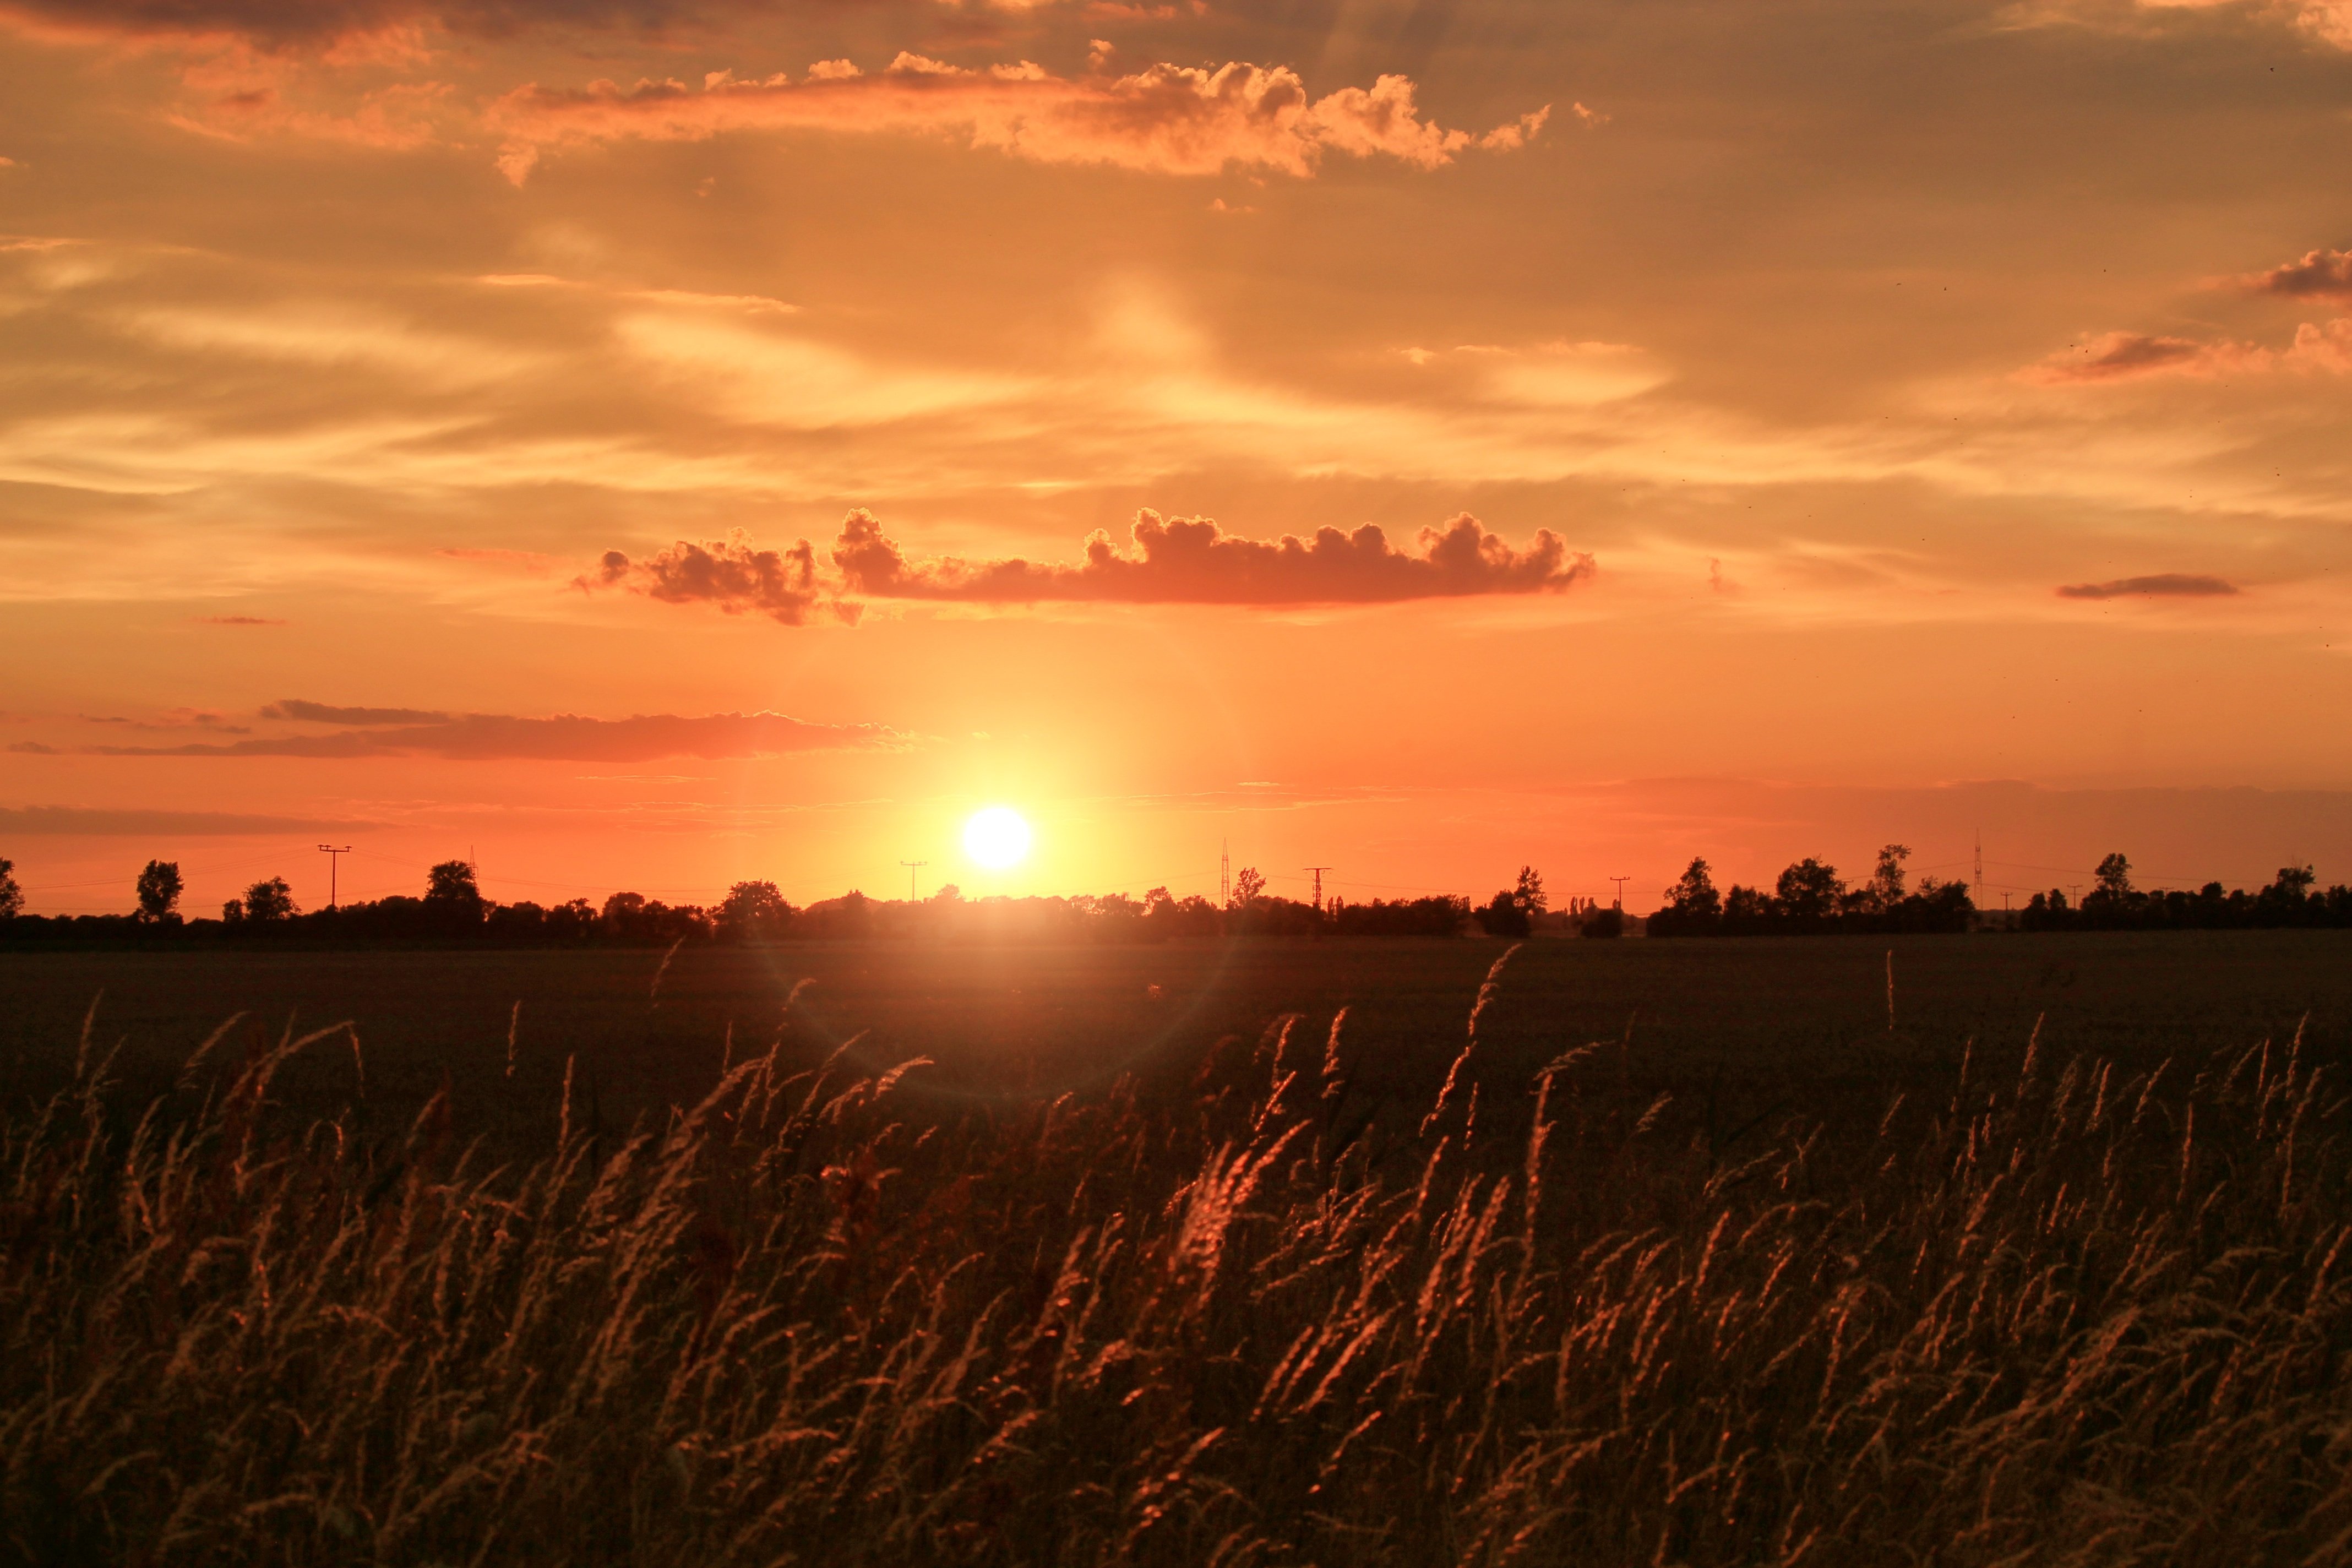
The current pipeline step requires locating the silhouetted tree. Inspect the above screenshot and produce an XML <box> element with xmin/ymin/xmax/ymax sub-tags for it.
<box><xmin>717</xmin><ymin>880</ymin><xmax>793</xmax><ymax>942</ymax></box>
<box><xmin>1776</xmin><ymin>859</ymin><xmax>1843</xmax><ymax>923</ymax></box>
<box><xmin>243</xmin><ymin>877</ymin><xmax>297</xmax><ymax>922</ymax></box>
<box><xmin>1866</xmin><ymin>845</ymin><xmax>1910</xmax><ymax>912</ymax></box>
<box><xmin>1668</xmin><ymin>858</ymin><xmax>1722</xmax><ymax>918</ymax></box>
<box><xmin>1477</xmin><ymin>890</ymin><xmax>1531</xmax><ymax>937</ymax></box>
<box><xmin>135</xmin><ymin>859</ymin><xmax>183</xmax><ymax>922</ymax></box>
<box><xmin>2094</xmin><ymin>853</ymin><xmax>2133</xmax><ymax>902</ymax></box>
<box><xmin>426</xmin><ymin>859</ymin><xmax>482</xmax><ymax>906</ymax></box>
<box><xmin>0</xmin><ymin>857</ymin><xmax>20</xmax><ymax>919</ymax></box>
<box><xmin>1512</xmin><ymin>866</ymin><xmax>1547</xmax><ymax>918</ymax></box>
<box><xmin>1231</xmin><ymin>867</ymin><xmax>1266</xmax><ymax>906</ymax></box>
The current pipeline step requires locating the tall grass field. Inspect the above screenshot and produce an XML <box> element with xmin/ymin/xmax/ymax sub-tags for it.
<box><xmin>6</xmin><ymin>934</ymin><xmax>2352</xmax><ymax>1564</ymax></box>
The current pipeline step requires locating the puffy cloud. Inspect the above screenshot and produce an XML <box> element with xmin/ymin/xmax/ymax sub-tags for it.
<box><xmin>582</xmin><ymin>530</ymin><xmax>836</xmax><ymax>625</ymax></box>
<box><xmin>590</xmin><ymin>510</ymin><xmax>1588</xmax><ymax>620</ymax></box>
<box><xmin>79</xmin><ymin>708</ymin><xmax>905</xmax><ymax>759</ymax></box>
<box><xmin>2241</xmin><ymin>247</ymin><xmax>2352</xmax><ymax>301</ymax></box>
<box><xmin>832</xmin><ymin>508</ymin><xmax>1592</xmax><ymax>605</ymax></box>
<box><xmin>488</xmin><ymin>55</ymin><xmax>1547</xmax><ymax>183</ymax></box>
<box><xmin>2056</xmin><ymin>573</ymin><xmax>2240</xmax><ymax>598</ymax></box>
<box><xmin>2022</xmin><ymin>330</ymin><xmax>2257</xmax><ymax>383</ymax></box>
<box><xmin>2023</xmin><ymin>320</ymin><xmax>2352</xmax><ymax>383</ymax></box>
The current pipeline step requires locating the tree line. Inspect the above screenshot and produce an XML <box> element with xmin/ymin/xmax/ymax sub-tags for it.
<box><xmin>0</xmin><ymin>856</ymin><xmax>1510</xmax><ymax>950</ymax></box>
<box><xmin>3</xmin><ymin>847</ymin><xmax>2346</xmax><ymax>949</ymax></box>
<box><xmin>2013</xmin><ymin>853</ymin><xmax>2352</xmax><ymax>930</ymax></box>
<box><xmin>1647</xmin><ymin>845</ymin><xmax>1978</xmax><ymax>936</ymax></box>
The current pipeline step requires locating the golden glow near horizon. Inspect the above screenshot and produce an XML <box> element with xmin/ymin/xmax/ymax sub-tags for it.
<box><xmin>2</xmin><ymin>1</ymin><xmax>2352</xmax><ymax>915</ymax></box>
<box><xmin>962</xmin><ymin>807</ymin><xmax>1033</xmax><ymax>874</ymax></box>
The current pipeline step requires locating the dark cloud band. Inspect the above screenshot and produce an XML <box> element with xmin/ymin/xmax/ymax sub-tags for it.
<box><xmin>2056</xmin><ymin>574</ymin><xmax>2239</xmax><ymax>600</ymax></box>
<box><xmin>80</xmin><ymin>709</ymin><xmax>904</xmax><ymax>760</ymax></box>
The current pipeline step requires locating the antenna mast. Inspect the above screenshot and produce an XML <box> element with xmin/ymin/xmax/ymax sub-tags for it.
<box><xmin>1304</xmin><ymin>866</ymin><xmax>1332</xmax><ymax>911</ymax></box>
<box><xmin>1974</xmin><ymin>830</ymin><xmax>1984</xmax><ymax>895</ymax></box>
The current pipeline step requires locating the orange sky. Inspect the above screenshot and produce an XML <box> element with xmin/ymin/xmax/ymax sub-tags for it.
<box><xmin>4</xmin><ymin>0</ymin><xmax>2351</xmax><ymax>916</ymax></box>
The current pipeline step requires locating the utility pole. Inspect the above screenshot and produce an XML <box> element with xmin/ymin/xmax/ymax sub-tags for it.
<box><xmin>1219</xmin><ymin>839</ymin><xmax>1231</xmax><ymax>906</ymax></box>
<box><xmin>1608</xmin><ymin>875</ymin><xmax>1630</xmax><ymax>910</ymax></box>
<box><xmin>317</xmin><ymin>845</ymin><xmax>350</xmax><ymax>908</ymax></box>
<box><xmin>1304</xmin><ymin>866</ymin><xmax>1332</xmax><ymax>911</ymax></box>
<box><xmin>901</xmin><ymin>860</ymin><xmax>929</xmax><ymax>902</ymax></box>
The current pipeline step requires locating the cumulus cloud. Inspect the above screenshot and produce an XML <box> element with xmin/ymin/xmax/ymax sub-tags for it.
<box><xmin>2240</xmin><ymin>247</ymin><xmax>2352</xmax><ymax>300</ymax></box>
<box><xmin>2023</xmin><ymin>320</ymin><xmax>2352</xmax><ymax>382</ymax></box>
<box><xmin>488</xmin><ymin>55</ymin><xmax>1548</xmax><ymax>183</ymax></box>
<box><xmin>589</xmin><ymin>510</ymin><xmax>1588</xmax><ymax>619</ymax></box>
<box><xmin>78</xmin><ymin>707</ymin><xmax>903</xmax><ymax>760</ymax></box>
<box><xmin>582</xmin><ymin>530</ymin><xmax>837</xmax><ymax>625</ymax></box>
<box><xmin>834</xmin><ymin>507</ymin><xmax>1592</xmax><ymax>605</ymax></box>
<box><xmin>2056</xmin><ymin>573</ymin><xmax>2240</xmax><ymax>598</ymax></box>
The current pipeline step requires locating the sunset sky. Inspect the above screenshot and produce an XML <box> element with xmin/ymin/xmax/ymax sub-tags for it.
<box><xmin>4</xmin><ymin>0</ymin><xmax>2351</xmax><ymax>916</ymax></box>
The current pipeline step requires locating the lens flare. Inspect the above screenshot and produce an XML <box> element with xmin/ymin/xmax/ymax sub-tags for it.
<box><xmin>962</xmin><ymin>806</ymin><xmax>1032</xmax><ymax>870</ymax></box>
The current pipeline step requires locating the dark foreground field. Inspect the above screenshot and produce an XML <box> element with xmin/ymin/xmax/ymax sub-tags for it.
<box><xmin>5</xmin><ymin>932</ymin><xmax>2352</xmax><ymax>1564</ymax></box>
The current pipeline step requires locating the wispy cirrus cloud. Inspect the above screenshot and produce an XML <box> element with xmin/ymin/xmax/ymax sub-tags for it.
<box><xmin>587</xmin><ymin>508</ymin><xmax>1592</xmax><ymax>623</ymax></box>
<box><xmin>2132</xmin><ymin>0</ymin><xmax>2352</xmax><ymax>48</ymax></box>
<box><xmin>2056</xmin><ymin>573</ymin><xmax>2240</xmax><ymax>598</ymax></box>
<box><xmin>487</xmin><ymin>53</ymin><xmax>1549</xmax><ymax>183</ymax></box>
<box><xmin>0</xmin><ymin>0</ymin><xmax>718</xmax><ymax>45</ymax></box>
<box><xmin>78</xmin><ymin>707</ymin><xmax>906</xmax><ymax>759</ymax></box>
<box><xmin>0</xmin><ymin>803</ymin><xmax>384</xmax><ymax>834</ymax></box>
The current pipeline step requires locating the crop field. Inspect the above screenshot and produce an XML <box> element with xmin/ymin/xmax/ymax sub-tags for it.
<box><xmin>6</xmin><ymin>930</ymin><xmax>2352</xmax><ymax>1565</ymax></box>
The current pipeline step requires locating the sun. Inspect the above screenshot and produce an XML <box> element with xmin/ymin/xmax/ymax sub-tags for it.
<box><xmin>962</xmin><ymin>805</ymin><xmax>1033</xmax><ymax>870</ymax></box>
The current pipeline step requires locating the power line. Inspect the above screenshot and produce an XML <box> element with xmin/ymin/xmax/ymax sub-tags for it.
<box><xmin>317</xmin><ymin>844</ymin><xmax>351</xmax><ymax>908</ymax></box>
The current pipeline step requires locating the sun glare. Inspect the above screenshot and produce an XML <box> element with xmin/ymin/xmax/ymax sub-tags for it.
<box><xmin>962</xmin><ymin>805</ymin><xmax>1032</xmax><ymax>870</ymax></box>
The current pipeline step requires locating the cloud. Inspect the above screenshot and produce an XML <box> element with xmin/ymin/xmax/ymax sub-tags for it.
<box><xmin>2240</xmin><ymin>247</ymin><xmax>2352</xmax><ymax>301</ymax></box>
<box><xmin>583</xmin><ymin>530</ymin><xmax>839</xmax><ymax>625</ymax></box>
<box><xmin>832</xmin><ymin>508</ymin><xmax>1593</xmax><ymax>605</ymax></box>
<box><xmin>2055</xmin><ymin>573</ymin><xmax>2240</xmax><ymax>598</ymax></box>
<box><xmin>2131</xmin><ymin>0</ymin><xmax>2352</xmax><ymax>49</ymax></box>
<box><xmin>488</xmin><ymin>55</ymin><xmax>1548</xmax><ymax>183</ymax></box>
<box><xmin>260</xmin><ymin>698</ymin><xmax>451</xmax><ymax>723</ymax></box>
<box><xmin>2022</xmin><ymin>320</ymin><xmax>2352</xmax><ymax>382</ymax></box>
<box><xmin>0</xmin><ymin>803</ymin><xmax>382</xmax><ymax>834</ymax></box>
<box><xmin>587</xmin><ymin>510</ymin><xmax>1589</xmax><ymax>620</ymax></box>
<box><xmin>194</xmin><ymin>613</ymin><xmax>285</xmax><ymax>624</ymax></box>
<box><xmin>77</xmin><ymin>709</ymin><xmax>905</xmax><ymax>759</ymax></box>
<box><xmin>2023</xmin><ymin>330</ymin><xmax>2257</xmax><ymax>383</ymax></box>
<box><xmin>0</xmin><ymin>0</ymin><xmax>717</xmax><ymax>45</ymax></box>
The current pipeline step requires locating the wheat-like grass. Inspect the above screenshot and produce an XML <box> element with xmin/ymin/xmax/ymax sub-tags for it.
<box><xmin>4</xmin><ymin>980</ymin><xmax>2351</xmax><ymax>1565</ymax></box>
